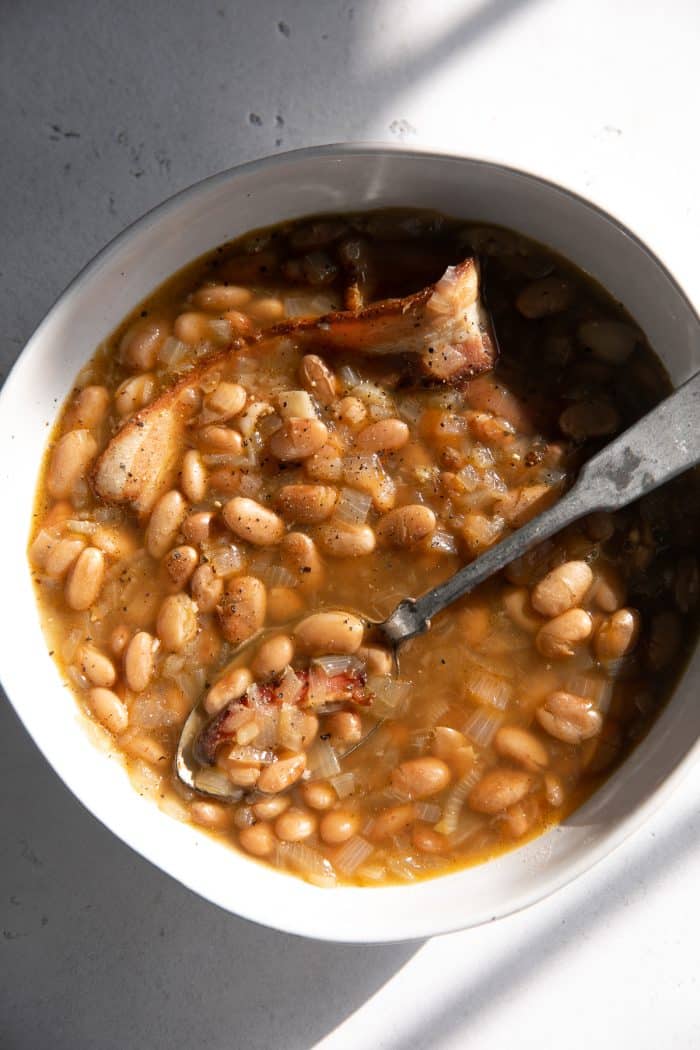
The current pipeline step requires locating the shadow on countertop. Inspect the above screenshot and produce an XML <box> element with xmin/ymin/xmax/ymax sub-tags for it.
<box><xmin>0</xmin><ymin>697</ymin><xmax>421</xmax><ymax>1050</ymax></box>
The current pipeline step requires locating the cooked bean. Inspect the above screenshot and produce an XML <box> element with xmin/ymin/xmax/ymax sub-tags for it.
<box><xmin>536</xmin><ymin>608</ymin><xmax>592</xmax><ymax>659</ymax></box>
<box><xmin>120</xmin><ymin>319</ymin><xmax>170</xmax><ymax>369</ymax></box>
<box><xmin>196</xmin><ymin>424</ymin><xmax>244</xmax><ymax>454</ymax></box>
<box><xmin>502</xmin><ymin>587</ymin><xmax>543</xmax><ymax>633</ymax></box>
<box><xmin>461</xmin><ymin>513</ymin><xmax>505</xmax><ymax>555</ymax></box>
<box><xmin>468</xmin><ymin>768</ymin><xmax>534</xmax><ymax>814</ymax></box>
<box><xmin>319</xmin><ymin>810</ymin><xmax>360</xmax><ymax>845</ymax></box>
<box><xmin>276</xmin><ymin>484</ymin><xmax>337</xmax><ymax>524</ymax></box>
<box><xmin>238</xmin><ymin>822</ymin><xmax>276</xmax><ymax>857</ymax></box>
<box><xmin>44</xmin><ymin>536</ymin><xmax>85</xmax><ymax>578</ymax></box>
<box><xmin>559</xmin><ymin>401</ymin><xmax>620</xmax><ymax>440</ymax></box>
<box><xmin>124</xmin><ymin>631</ymin><xmax>157</xmax><ymax>692</ymax></box>
<box><xmin>182</xmin><ymin>510</ymin><xmax>215</xmax><ymax>545</ymax></box>
<box><xmin>247</xmin><ymin>296</ymin><xmax>284</xmax><ymax>323</ymax></box>
<box><xmin>357</xmin><ymin>644</ymin><xmax>393</xmax><ymax>676</ymax></box>
<box><xmin>235</xmin><ymin>400</ymin><xmax>274</xmax><ymax>438</ymax></box>
<box><xmin>531</xmin><ymin>560</ymin><xmax>593</xmax><ymax>618</ymax></box>
<box><xmin>325</xmin><ymin>711</ymin><xmax>363</xmax><ymax>744</ymax></box>
<box><xmin>536</xmin><ymin>691</ymin><xmax>602</xmax><ymax>744</ymax></box>
<box><xmin>391</xmin><ymin>758</ymin><xmax>451</xmax><ymax>799</ymax></box>
<box><xmin>304</xmin><ymin>441</ymin><xmax>345</xmax><ymax>482</ymax></box>
<box><xmin>146</xmin><ymin>490</ymin><xmax>187</xmax><ymax>559</ymax></box>
<box><xmin>281</xmin><ymin>532</ymin><xmax>325</xmax><ymax>589</ymax></box>
<box><xmin>193</xmin><ymin>284</ymin><xmax>252</xmax><ymax>310</ymax></box>
<box><xmin>203</xmin><ymin>382</ymin><xmax>247</xmax><ymax>423</ymax></box>
<box><xmin>377</xmin><ymin>505</ymin><xmax>436</xmax><ymax>547</ymax></box>
<box><xmin>252</xmin><ymin>795</ymin><xmax>291</xmax><ymax>820</ymax></box>
<box><xmin>65</xmin><ymin>547</ymin><xmax>105</xmax><ymax>610</ymax></box>
<box><xmin>217</xmin><ymin>576</ymin><xmax>266</xmax><ymax>645</ymax></box>
<box><xmin>577</xmin><ymin>320</ymin><xmax>638</xmax><ymax>364</ymax></box>
<box><xmin>115</xmin><ymin>374</ymin><xmax>156</xmax><ymax>417</ymax></box>
<box><xmin>316</xmin><ymin>521</ymin><xmax>376</xmax><ymax>557</ymax></box>
<box><xmin>494</xmin><ymin>726</ymin><xmax>548</xmax><ymax>771</ymax></box>
<box><xmin>516</xmin><ymin>276</ymin><xmax>572</xmax><ymax>318</ymax></box>
<box><xmin>47</xmin><ymin>430</ymin><xmax>98</xmax><ymax>499</ymax></box>
<box><xmin>174</xmin><ymin>311</ymin><xmax>224</xmax><ymax>344</ymax></box>
<box><xmin>431</xmin><ymin>726</ymin><xmax>468</xmax><ymax>761</ymax></box>
<box><xmin>294</xmin><ymin>611</ymin><xmax>364</xmax><ymax>655</ymax></box>
<box><xmin>369</xmin><ymin>803</ymin><xmax>415</xmax><ymax>841</ymax></box>
<box><xmin>591</xmin><ymin>563</ymin><xmax>626</xmax><ymax>612</ymax></box>
<box><xmin>77</xmin><ymin>643</ymin><xmax>116</xmax><ymax>688</ymax></box>
<box><xmin>647</xmin><ymin>610</ymin><xmax>682</xmax><ymax>671</ymax></box>
<box><xmin>88</xmin><ymin>687</ymin><xmax>128</xmax><ymax>735</ymax></box>
<box><xmin>156</xmin><ymin>593</ymin><xmax>198</xmax><ymax>651</ymax></box>
<box><xmin>275</xmin><ymin>807</ymin><xmax>317</xmax><ymax>842</ymax></box>
<box><xmin>495</xmin><ymin>484</ymin><xmax>554</xmax><ymax>526</ymax></box>
<box><xmin>544</xmin><ymin>772</ymin><xmax>565</xmax><ymax>808</ymax></box>
<box><xmin>64</xmin><ymin>385</ymin><xmax>110</xmax><ymax>430</ymax></box>
<box><xmin>257</xmin><ymin>752</ymin><xmax>306</xmax><ymax>794</ymax></box>
<box><xmin>269</xmin><ymin>418</ymin><xmax>328</xmax><ymax>461</ymax></box>
<box><xmin>191</xmin><ymin>563</ymin><xmax>223</xmax><ymax>613</ymax></box>
<box><xmin>180</xmin><ymin>450</ymin><xmax>207</xmax><ymax>503</ymax></box>
<box><xmin>335</xmin><ymin>396</ymin><xmax>367</xmax><ymax>426</ymax></box>
<box><xmin>300</xmin><ymin>780</ymin><xmax>336</xmax><ymax>810</ymax></box>
<box><xmin>412</xmin><ymin>824</ymin><xmax>450</xmax><ymax>853</ymax></box>
<box><xmin>225</xmin><ymin>761</ymin><xmax>261</xmax><ymax>789</ymax></box>
<box><xmin>122</xmin><ymin>732</ymin><xmax>169</xmax><ymax>764</ymax></box>
<box><xmin>300</xmin><ymin>354</ymin><xmax>337</xmax><ymax>406</ymax></box>
<box><xmin>191</xmin><ymin>801</ymin><xmax>231</xmax><ymax>830</ymax></box>
<box><xmin>595</xmin><ymin>607</ymin><xmax>641</xmax><ymax>661</ymax></box>
<box><xmin>267</xmin><ymin>586</ymin><xmax>306</xmax><ymax>623</ymax></box>
<box><xmin>356</xmin><ymin>419</ymin><xmax>409</xmax><ymax>452</ymax></box>
<box><xmin>502</xmin><ymin>799</ymin><xmax>538</xmax><ymax>838</ymax></box>
<box><xmin>222</xmin><ymin>496</ymin><xmax>285</xmax><ymax>546</ymax></box>
<box><xmin>163</xmin><ymin>545</ymin><xmax>198</xmax><ymax>590</ymax></box>
<box><xmin>252</xmin><ymin>635</ymin><xmax>295</xmax><ymax>679</ymax></box>
<box><xmin>110</xmin><ymin>624</ymin><xmax>132</xmax><ymax>657</ymax></box>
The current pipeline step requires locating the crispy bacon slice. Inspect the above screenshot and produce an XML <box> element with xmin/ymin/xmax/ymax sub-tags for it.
<box><xmin>195</xmin><ymin>667</ymin><xmax>369</xmax><ymax>766</ymax></box>
<box><xmin>92</xmin><ymin>257</ymin><xmax>495</xmax><ymax>512</ymax></box>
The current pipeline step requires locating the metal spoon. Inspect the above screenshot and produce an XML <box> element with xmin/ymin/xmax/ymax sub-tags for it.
<box><xmin>177</xmin><ymin>371</ymin><xmax>700</xmax><ymax>799</ymax></box>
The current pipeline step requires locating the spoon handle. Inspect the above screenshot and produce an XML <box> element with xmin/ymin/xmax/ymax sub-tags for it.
<box><xmin>381</xmin><ymin>371</ymin><xmax>700</xmax><ymax>647</ymax></box>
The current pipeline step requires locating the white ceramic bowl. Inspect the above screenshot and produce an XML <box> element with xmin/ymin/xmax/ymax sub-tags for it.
<box><xmin>2</xmin><ymin>145</ymin><xmax>699</xmax><ymax>943</ymax></box>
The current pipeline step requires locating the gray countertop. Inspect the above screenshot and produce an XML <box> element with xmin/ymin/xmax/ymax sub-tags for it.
<box><xmin>3</xmin><ymin>3</ymin><xmax>700</xmax><ymax>1048</ymax></box>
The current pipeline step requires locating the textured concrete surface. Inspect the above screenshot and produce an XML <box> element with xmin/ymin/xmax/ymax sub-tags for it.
<box><xmin>2</xmin><ymin>2</ymin><xmax>700</xmax><ymax>1048</ymax></box>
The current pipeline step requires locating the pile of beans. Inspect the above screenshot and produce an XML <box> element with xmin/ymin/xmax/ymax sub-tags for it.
<box><xmin>30</xmin><ymin>210</ymin><xmax>700</xmax><ymax>887</ymax></box>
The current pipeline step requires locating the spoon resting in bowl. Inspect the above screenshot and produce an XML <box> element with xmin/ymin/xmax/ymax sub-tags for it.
<box><xmin>176</xmin><ymin>370</ymin><xmax>700</xmax><ymax>801</ymax></box>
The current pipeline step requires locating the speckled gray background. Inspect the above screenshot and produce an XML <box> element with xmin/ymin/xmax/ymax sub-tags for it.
<box><xmin>3</xmin><ymin>2</ymin><xmax>700</xmax><ymax>1048</ymax></box>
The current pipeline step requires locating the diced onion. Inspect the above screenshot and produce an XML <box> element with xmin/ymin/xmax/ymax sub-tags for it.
<box><xmin>194</xmin><ymin>768</ymin><xmax>240</xmax><ymax>797</ymax></box>
<box><xmin>386</xmin><ymin>856</ymin><xmax>417</xmax><ymax>881</ymax></box>
<box><xmin>430</xmin><ymin>530</ymin><xmax>459</xmax><ymax>556</ymax></box>
<box><xmin>276</xmin><ymin>668</ymin><xmax>304</xmax><ymax>706</ymax></box>
<box><xmin>275</xmin><ymin>842</ymin><xmax>337</xmax><ymax>888</ymax></box>
<box><xmin>305</xmin><ymin>739</ymin><xmax>341</xmax><ymax>780</ymax></box>
<box><xmin>463</xmin><ymin>664</ymin><xmax>512</xmax><ymax>709</ymax></box>
<box><xmin>448</xmin><ymin>812</ymin><xmax>484</xmax><ymax>846</ymax></box>
<box><xmin>338</xmin><ymin>365</ymin><xmax>361</xmax><ymax>389</ymax></box>
<box><xmin>329</xmin><ymin>772</ymin><xmax>356</xmax><ymax>799</ymax></box>
<box><xmin>416</xmin><ymin>695</ymin><xmax>449</xmax><ymax>728</ymax></box>
<box><xmin>352</xmin><ymin>380</ymin><xmax>395</xmax><ymax>420</ymax></box>
<box><xmin>129</xmin><ymin>759</ymin><xmax>162</xmax><ymax>799</ymax></box>
<box><xmin>226</xmin><ymin>745</ymin><xmax>275</xmax><ymax>765</ymax></box>
<box><xmin>414</xmin><ymin>802</ymin><xmax>441</xmax><ymax>823</ymax></box>
<box><xmin>260</xmin><ymin>564</ymin><xmax>297</xmax><ymax>589</ymax></box>
<box><xmin>278</xmin><ymin>705</ymin><xmax>307</xmax><ymax>750</ymax></box>
<box><xmin>158</xmin><ymin>336</ymin><xmax>191</xmax><ymax>369</ymax></box>
<box><xmin>312</xmin><ymin>654</ymin><xmax>361</xmax><ymax>676</ymax></box>
<box><xmin>567</xmin><ymin>672</ymin><xmax>613</xmax><ymax>712</ymax></box>
<box><xmin>254</xmin><ymin>707</ymin><xmax>279</xmax><ymax>749</ymax></box>
<box><xmin>463</xmin><ymin>707</ymin><xmax>504</xmax><ymax>747</ymax></box>
<box><xmin>333</xmin><ymin>487</ymin><xmax>372</xmax><ymax>525</ymax></box>
<box><xmin>367</xmin><ymin>676</ymin><xmax>412</xmax><ymax>718</ymax></box>
<box><xmin>334</xmin><ymin>835</ymin><xmax>374</xmax><ymax>874</ymax></box>
<box><xmin>306</xmin><ymin>665</ymin><xmax>329</xmax><ymax>708</ymax></box>
<box><xmin>397</xmin><ymin>397</ymin><xmax>423</xmax><ymax>424</ymax></box>
<box><xmin>208</xmin><ymin>544</ymin><xmax>244</xmax><ymax>578</ymax></box>
<box><xmin>435</xmin><ymin>768</ymin><xmax>481</xmax><ymax>835</ymax></box>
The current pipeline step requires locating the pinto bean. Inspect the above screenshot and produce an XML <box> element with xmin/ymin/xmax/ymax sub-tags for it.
<box><xmin>205</xmin><ymin>666</ymin><xmax>253</xmax><ymax>715</ymax></box>
<box><xmin>251</xmin><ymin>794</ymin><xmax>291</xmax><ymax>820</ymax></box>
<box><xmin>536</xmin><ymin>691</ymin><xmax>602</xmax><ymax>744</ymax></box>
<box><xmin>65</xmin><ymin>547</ymin><xmax>105</xmax><ymax>610</ymax></box>
<box><xmin>238</xmin><ymin>822</ymin><xmax>276</xmax><ymax>857</ymax></box>
<box><xmin>257</xmin><ymin>752</ymin><xmax>306</xmax><ymax>794</ymax></box>
<box><xmin>324</xmin><ymin>710</ymin><xmax>363</xmax><ymax>744</ymax></box>
<box><xmin>267</xmin><ymin>586</ymin><xmax>306</xmax><ymax>623</ymax></box>
<box><xmin>217</xmin><ymin>576</ymin><xmax>266</xmax><ymax>646</ymax></box>
<box><xmin>110</xmin><ymin>624</ymin><xmax>132</xmax><ymax>658</ymax></box>
<box><xmin>516</xmin><ymin>276</ymin><xmax>573</xmax><ymax>318</ymax></box>
<box><xmin>77</xmin><ymin>643</ymin><xmax>116</xmax><ymax>688</ymax></box>
<box><xmin>577</xmin><ymin>320</ymin><xmax>638</xmax><ymax>364</ymax></box>
<box><xmin>412</xmin><ymin>824</ymin><xmax>450</xmax><ymax>853</ymax></box>
<box><xmin>275</xmin><ymin>807</ymin><xmax>317</xmax><ymax>842</ymax></box>
<box><xmin>64</xmin><ymin>385</ymin><xmax>110</xmax><ymax>430</ymax></box>
<box><xmin>595</xmin><ymin>607</ymin><xmax>641</xmax><ymax>661</ymax></box>
<box><xmin>203</xmin><ymin>381</ymin><xmax>247</xmax><ymax>423</ymax></box>
<box><xmin>590</xmin><ymin>562</ymin><xmax>626</xmax><ymax>612</ymax></box>
<box><xmin>156</xmin><ymin>593</ymin><xmax>198</xmax><ymax>651</ymax></box>
<box><xmin>146</xmin><ymin>490</ymin><xmax>187</xmax><ymax>559</ymax></box>
<box><xmin>294</xmin><ymin>611</ymin><xmax>364</xmax><ymax>655</ymax></box>
<box><xmin>357</xmin><ymin>644</ymin><xmax>393</xmax><ymax>676</ymax></box>
<box><xmin>299</xmin><ymin>354</ymin><xmax>337</xmax><ymax>406</ymax></box>
<box><xmin>190</xmin><ymin>564</ymin><xmax>223</xmax><ymax>613</ymax></box>
<box><xmin>376</xmin><ymin>505</ymin><xmax>436</xmax><ymax>547</ymax></box>
<box><xmin>269</xmin><ymin>418</ymin><xmax>328</xmax><ymax>460</ymax></box>
<box><xmin>180</xmin><ymin>450</ymin><xmax>207</xmax><ymax>503</ymax></box>
<box><xmin>391</xmin><ymin>758</ymin><xmax>451</xmax><ymax>799</ymax></box>
<box><xmin>531</xmin><ymin>560</ymin><xmax>593</xmax><ymax>618</ymax></box>
<box><xmin>559</xmin><ymin>401</ymin><xmax>620</xmax><ymax>440</ymax></box>
<box><xmin>319</xmin><ymin>810</ymin><xmax>360</xmax><ymax>845</ymax></box>
<box><xmin>356</xmin><ymin>418</ymin><xmax>409</xmax><ymax>452</ymax></box>
<box><xmin>252</xmin><ymin>635</ymin><xmax>295</xmax><ymax>679</ymax></box>
<box><xmin>536</xmin><ymin>608</ymin><xmax>592</xmax><ymax>659</ymax></box>
<box><xmin>196</xmin><ymin>425</ymin><xmax>244</xmax><ymax>454</ymax></box>
<box><xmin>163</xmin><ymin>545</ymin><xmax>198</xmax><ymax>590</ymax></box>
<box><xmin>120</xmin><ymin>319</ymin><xmax>170</xmax><ymax>369</ymax></box>
<box><xmin>47</xmin><ymin>430</ymin><xmax>98</xmax><ymax>499</ymax></box>
<box><xmin>369</xmin><ymin>803</ymin><xmax>416</xmax><ymax>841</ymax></box>
<box><xmin>281</xmin><ymin>532</ymin><xmax>325</xmax><ymax>590</ymax></box>
<box><xmin>502</xmin><ymin>587</ymin><xmax>544</xmax><ymax>633</ymax></box>
<box><xmin>193</xmin><ymin>283</ymin><xmax>252</xmax><ymax>310</ymax></box>
<box><xmin>88</xmin><ymin>687</ymin><xmax>129</xmax><ymax>735</ymax></box>
<box><xmin>182</xmin><ymin>510</ymin><xmax>215</xmax><ymax>545</ymax></box>
<box><xmin>316</xmin><ymin>521</ymin><xmax>376</xmax><ymax>557</ymax></box>
<box><xmin>468</xmin><ymin>768</ymin><xmax>535</xmax><ymax>814</ymax></box>
<box><xmin>222</xmin><ymin>496</ymin><xmax>285</xmax><ymax>546</ymax></box>
<box><xmin>44</xmin><ymin>536</ymin><xmax>85</xmax><ymax>578</ymax></box>
<box><xmin>124</xmin><ymin>631</ymin><xmax>157</xmax><ymax>692</ymax></box>
<box><xmin>300</xmin><ymin>780</ymin><xmax>336</xmax><ymax>810</ymax></box>
<box><xmin>276</xmin><ymin>484</ymin><xmax>338</xmax><ymax>524</ymax></box>
<box><xmin>494</xmin><ymin>726</ymin><xmax>548</xmax><ymax>771</ymax></box>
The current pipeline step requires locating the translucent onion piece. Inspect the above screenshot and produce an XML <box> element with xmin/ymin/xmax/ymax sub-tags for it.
<box><xmin>194</xmin><ymin>768</ymin><xmax>241</xmax><ymax>797</ymax></box>
<box><xmin>334</xmin><ymin>835</ymin><xmax>374</xmax><ymax>874</ymax></box>
<box><xmin>259</xmin><ymin>562</ymin><xmax>298</xmax><ymax>589</ymax></box>
<box><xmin>312</xmin><ymin>653</ymin><xmax>362</xmax><ymax>676</ymax></box>
<box><xmin>448</xmin><ymin>812</ymin><xmax>484</xmax><ymax>847</ymax></box>
<box><xmin>226</xmin><ymin>745</ymin><xmax>275</xmax><ymax>765</ymax></box>
<box><xmin>435</xmin><ymin>768</ymin><xmax>482</xmax><ymax>835</ymax></box>
<box><xmin>367</xmin><ymin>676</ymin><xmax>412</xmax><ymax>718</ymax></box>
<box><xmin>254</xmin><ymin>707</ymin><xmax>279</xmax><ymax>749</ymax></box>
<box><xmin>131</xmin><ymin>693</ymin><xmax>177</xmax><ymax>728</ymax></box>
<box><xmin>463</xmin><ymin>706</ymin><xmax>504</xmax><ymax>747</ymax></box>
<box><xmin>430</xmin><ymin>529</ymin><xmax>459</xmax><ymax>556</ymax></box>
<box><xmin>567</xmin><ymin>672</ymin><xmax>614</xmax><ymax>713</ymax></box>
<box><xmin>209</xmin><ymin>318</ymin><xmax>233</xmax><ymax>343</ymax></box>
<box><xmin>161</xmin><ymin>655</ymin><xmax>185</xmax><ymax>678</ymax></box>
<box><xmin>67</xmin><ymin>665</ymin><xmax>89</xmax><ymax>691</ymax></box>
<box><xmin>397</xmin><ymin>397</ymin><xmax>423</xmax><ymax>425</ymax></box>
<box><xmin>276</xmin><ymin>667</ymin><xmax>304</xmax><ymax>706</ymax></box>
<box><xmin>278</xmin><ymin>705</ymin><xmax>307</xmax><ymax>750</ymax></box>
<box><xmin>158</xmin><ymin>336</ymin><xmax>191</xmax><ymax>369</ymax></box>
<box><xmin>414</xmin><ymin>801</ymin><xmax>441</xmax><ymax>823</ymax></box>
<box><xmin>338</xmin><ymin>365</ymin><xmax>361</xmax><ymax>389</ymax></box>
<box><xmin>275</xmin><ymin>842</ymin><xmax>337</xmax><ymax>888</ymax></box>
<box><xmin>386</xmin><ymin>855</ymin><xmax>417</xmax><ymax>881</ymax></box>
<box><xmin>333</xmin><ymin>487</ymin><xmax>373</xmax><ymax>525</ymax></box>
<box><xmin>463</xmin><ymin>664</ymin><xmax>513</xmax><ymax>709</ymax></box>
<box><xmin>329</xmin><ymin>772</ymin><xmax>356</xmax><ymax>799</ymax></box>
<box><xmin>208</xmin><ymin>544</ymin><xmax>245</xmax><ymax>578</ymax></box>
<box><xmin>305</xmin><ymin>738</ymin><xmax>341</xmax><ymax>780</ymax></box>
<box><xmin>129</xmin><ymin>759</ymin><xmax>162</xmax><ymax>799</ymax></box>
<box><xmin>352</xmin><ymin>380</ymin><xmax>395</xmax><ymax>420</ymax></box>
<box><xmin>306</xmin><ymin>665</ymin><xmax>329</xmax><ymax>708</ymax></box>
<box><xmin>417</xmin><ymin>695</ymin><xmax>449</xmax><ymax>728</ymax></box>
<box><xmin>457</xmin><ymin>464</ymin><xmax>481</xmax><ymax>492</ymax></box>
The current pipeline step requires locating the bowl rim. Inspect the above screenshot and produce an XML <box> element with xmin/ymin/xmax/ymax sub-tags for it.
<box><xmin>2</xmin><ymin>142</ymin><xmax>699</xmax><ymax>943</ymax></box>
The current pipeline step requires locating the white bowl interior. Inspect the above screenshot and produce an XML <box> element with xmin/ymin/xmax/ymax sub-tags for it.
<box><xmin>2</xmin><ymin>146</ymin><xmax>699</xmax><ymax>942</ymax></box>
